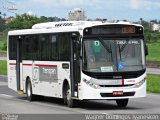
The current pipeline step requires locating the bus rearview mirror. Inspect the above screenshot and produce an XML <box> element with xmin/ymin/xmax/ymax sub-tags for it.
<box><xmin>145</xmin><ymin>44</ymin><xmax>148</xmax><ymax>56</ymax></box>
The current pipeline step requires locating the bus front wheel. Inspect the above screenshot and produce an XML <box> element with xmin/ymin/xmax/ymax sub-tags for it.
<box><xmin>65</xmin><ymin>85</ymin><xmax>75</xmax><ymax>108</ymax></box>
<box><xmin>26</xmin><ymin>79</ymin><xmax>36</xmax><ymax>101</ymax></box>
<box><xmin>116</xmin><ymin>99</ymin><xmax>128</xmax><ymax>107</ymax></box>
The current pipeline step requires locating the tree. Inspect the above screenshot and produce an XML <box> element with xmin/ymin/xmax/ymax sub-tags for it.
<box><xmin>0</xmin><ymin>12</ymin><xmax>6</xmax><ymax>32</ymax></box>
<box><xmin>0</xmin><ymin>12</ymin><xmax>2</xmax><ymax>19</ymax></box>
<box><xmin>47</xmin><ymin>16</ymin><xmax>66</xmax><ymax>22</ymax></box>
<box><xmin>2</xmin><ymin>13</ymin><xmax>6</xmax><ymax>18</ymax></box>
<box><xmin>150</xmin><ymin>19</ymin><xmax>158</xmax><ymax>24</ymax></box>
<box><xmin>0</xmin><ymin>19</ymin><xmax>6</xmax><ymax>32</ymax></box>
<box><xmin>7</xmin><ymin>13</ymin><xmax>48</xmax><ymax>30</ymax></box>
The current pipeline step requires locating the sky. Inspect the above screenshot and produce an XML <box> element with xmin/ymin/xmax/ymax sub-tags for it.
<box><xmin>1</xmin><ymin>0</ymin><xmax>160</xmax><ymax>21</ymax></box>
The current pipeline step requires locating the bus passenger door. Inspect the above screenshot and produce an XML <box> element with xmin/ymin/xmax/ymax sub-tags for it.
<box><xmin>16</xmin><ymin>36</ymin><xmax>23</xmax><ymax>92</ymax></box>
<box><xmin>70</xmin><ymin>32</ymin><xmax>81</xmax><ymax>98</ymax></box>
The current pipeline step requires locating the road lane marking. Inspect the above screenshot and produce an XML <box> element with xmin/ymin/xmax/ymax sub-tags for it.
<box><xmin>0</xmin><ymin>81</ymin><xmax>8</xmax><ymax>86</ymax></box>
<box><xmin>0</xmin><ymin>94</ymin><xmax>14</xmax><ymax>98</ymax></box>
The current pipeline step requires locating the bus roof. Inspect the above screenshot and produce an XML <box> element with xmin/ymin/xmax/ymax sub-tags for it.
<box><xmin>8</xmin><ymin>21</ymin><xmax>143</xmax><ymax>36</ymax></box>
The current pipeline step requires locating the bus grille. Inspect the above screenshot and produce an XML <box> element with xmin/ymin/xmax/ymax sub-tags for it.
<box><xmin>99</xmin><ymin>84</ymin><xmax>134</xmax><ymax>87</ymax></box>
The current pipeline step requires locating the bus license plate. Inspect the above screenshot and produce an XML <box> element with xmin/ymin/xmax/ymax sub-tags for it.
<box><xmin>112</xmin><ymin>91</ymin><xmax>123</xmax><ymax>96</ymax></box>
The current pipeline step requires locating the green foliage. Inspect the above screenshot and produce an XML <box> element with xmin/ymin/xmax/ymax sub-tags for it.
<box><xmin>7</xmin><ymin>13</ymin><xmax>48</xmax><ymax>30</ymax></box>
<box><xmin>140</xmin><ymin>19</ymin><xmax>160</xmax><ymax>43</ymax></box>
<box><xmin>140</xmin><ymin>18</ymin><xmax>149</xmax><ymax>29</ymax></box>
<box><xmin>147</xmin><ymin>74</ymin><xmax>160</xmax><ymax>93</ymax></box>
<box><xmin>0</xmin><ymin>41</ymin><xmax>7</xmax><ymax>52</ymax></box>
<box><xmin>144</xmin><ymin>28</ymin><xmax>160</xmax><ymax>43</ymax></box>
<box><xmin>0</xmin><ymin>32</ymin><xmax>7</xmax><ymax>52</ymax></box>
<box><xmin>0</xmin><ymin>19</ymin><xmax>6</xmax><ymax>32</ymax></box>
<box><xmin>2</xmin><ymin>41</ymin><xmax>7</xmax><ymax>51</ymax></box>
<box><xmin>0</xmin><ymin>60</ymin><xmax>7</xmax><ymax>75</ymax></box>
<box><xmin>146</xmin><ymin>43</ymin><xmax>160</xmax><ymax>62</ymax></box>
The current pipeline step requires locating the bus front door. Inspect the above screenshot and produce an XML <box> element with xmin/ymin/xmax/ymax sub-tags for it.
<box><xmin>16</xmin><ymin>36</ymin><xmax>23</xmax><ymax>93</ymax></box>
<box><xmin>70</xmin><ymin>33</ymin><xmax>81</xmax><ymax>98</ymax></box>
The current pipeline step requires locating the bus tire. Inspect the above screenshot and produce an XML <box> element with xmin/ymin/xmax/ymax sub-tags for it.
<box><xmin>116</xmin><ymin>99</ymin><xmax>128</xmax><ymax>107</ymax></box>
<box><xmin>26</xmin><ymin>79</ymin><xmax>36</xmax><ymax>101</ymax></box>
<box><xmin>65</xmin><ymin>85</ymin><xmax>75</xmax><ymax>108</ymax></box>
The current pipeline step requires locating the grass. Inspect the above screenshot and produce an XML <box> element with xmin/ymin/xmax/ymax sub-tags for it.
<box><xmin>0</xmin><ymin>32</ymin><xmax>7</xmax><ymax>52</ymax></box>
<box><xmin>146</xmin><ymin>42</ymin><xmax>160</xmax><ymax>62</ymax></box>
<box><xmin>0</xmin><ymin>41</ymin><xmax>5</xmax><ymax>52</ymax></box>
<box><xmin>0</xmin><ymin>60</ymin><xmax>7</xmax><ymax>75</ymax></box>
<box><xmin>147</xmin><ymin>74</ymin><xmax>160</xmax><ymax>93</ymax></box>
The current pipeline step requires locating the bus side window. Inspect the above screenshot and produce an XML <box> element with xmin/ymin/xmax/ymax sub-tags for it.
<box><xmin>58</xmin><ymin>33</ymin><xmax>70</xmax><ymax>61</ymax></box>
<box><xmin>9</xmin><ymin>36</ymin><xmax>17</xmax><ymax>60</ymax></box>
<box><xmin>50</xmin><ymin>35</ymin><xmax>58</xmax><ymax>60</ymax></box>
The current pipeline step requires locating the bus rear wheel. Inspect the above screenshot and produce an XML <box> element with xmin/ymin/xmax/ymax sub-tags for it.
<box><xmin>26</xmin><ymin>79</ymin><xmax>36</xmax><ymax>101</ymax></box>
<box><xmin>116</xmin><ymin>99</ymin><xmax>128</xmax><ymax>107</ymax></box>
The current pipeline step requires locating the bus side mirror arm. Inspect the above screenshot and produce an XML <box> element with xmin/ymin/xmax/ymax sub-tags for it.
<box><xmin>79</xmin><ymin>35</ymin><xmax>82</xmax><ymax>58</ymax></box>
<box><xmin>145</xmin><ymin>44</ymin><xmax>148</xmax><ymax>56</ymax></box>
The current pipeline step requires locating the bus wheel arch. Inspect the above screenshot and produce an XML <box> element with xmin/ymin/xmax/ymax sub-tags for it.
<box><xmin>62</xmin><ymin>79</ymin><xmax>75</xmax><ymax>108</ymax></box>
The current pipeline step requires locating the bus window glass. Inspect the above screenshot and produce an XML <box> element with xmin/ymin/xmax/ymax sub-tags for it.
<box><xmin>9</xmin><ymin>36</ymin><xmax>17</xmax><ymax>60</ymax></box>
<box><xmin>83</xmin><ymin>39</ymin><xmax>114</xmax><ymax>72</ymax></box>
<box><xmin>83</xmin><ymin>38</ymin><xmax>145</xmax><ymax>73</ymax></box>
<box><xmin>117</xmin><ymin>39</ymin><xmax>144</xmax><ymax>71</ymax></box>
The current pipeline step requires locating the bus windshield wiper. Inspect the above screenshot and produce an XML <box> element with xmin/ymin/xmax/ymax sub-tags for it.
<box><xmin>118</xmin><ymin>39</ymin><xmax>129</xmax><ymax>61</ymax></box>
<box><xmin>119</xmin><ymin>39</ymin><xmax>129</xmax><ymax>52</ymax></box>
<box><xmin>98</xmin><ymin>37</ymin><xmax>112</xmax><ymax>53</ymax></box>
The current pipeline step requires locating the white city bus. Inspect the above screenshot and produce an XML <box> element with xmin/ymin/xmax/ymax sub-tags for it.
<box><xmin>8</xmin><ymin>21</ymin><xmax>148</xmax><ymax>107</ymax></box>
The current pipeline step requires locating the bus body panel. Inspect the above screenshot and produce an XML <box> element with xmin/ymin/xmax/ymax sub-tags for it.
<box><xmin>8</xmin><ymin>60</ymin><xmax>17</xmax><ymax>91</ymax></box>
<box><xmin>79</xmin><ymin>72</ymin><xmax>146</xmax><ymax>100</ymax></box>
<box><xmin>80</xmin><ymin>82</ymin><xmax>146</xmax><ymax>100</ymax></box>
<box><xmin>21</xmin><ymin>61</ymin><xmax>70</xmax><ymax>98</ymax></box>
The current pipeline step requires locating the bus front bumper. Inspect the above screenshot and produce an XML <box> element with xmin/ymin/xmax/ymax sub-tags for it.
<box><xmin>79</xmin><ymin>81</ymin><xmax>146</xmax><ymax>100</ymax></box>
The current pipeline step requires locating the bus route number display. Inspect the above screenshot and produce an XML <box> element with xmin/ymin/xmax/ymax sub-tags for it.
<box><xmin>122</xmin><ymin>26</ymin><xmax>135</xmax><ymax>33</ymax></box>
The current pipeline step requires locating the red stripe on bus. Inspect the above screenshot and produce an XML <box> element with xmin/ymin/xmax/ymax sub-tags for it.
<box><xmin>122</xmin><ymin>79</ymin><xmax>124</xmax><ymax>85</ymax></box>
<box><xmin>9</xmin><ymin>63</ymin><xmax>16</xmax><ymax>65</ymax></box>
<box><xmin>22</xmin><ymin>64</ymin><xmax>57</xmax><ymax>67</ymax></box>
<box><xmin>23</xmin><ymin>64</ymin><xmax>32</xmax><ymax>66</ymax></box>
<box><xmin>9</xmin><ymin>63</ymin><xmax>57</xmax><ymax>67</ymax></box>
<box><xmin>35</xmin><ymin>64</ymin><xmax>57</xmax><ymax>67</ymax></box>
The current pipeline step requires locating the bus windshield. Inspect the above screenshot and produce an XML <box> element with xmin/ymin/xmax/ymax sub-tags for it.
<box><xmin>82</xmin><ymin>38</ymin><xmax>145</xmax><ymax>73</ymax></box>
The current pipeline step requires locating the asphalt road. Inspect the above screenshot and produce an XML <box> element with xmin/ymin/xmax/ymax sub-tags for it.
<box><xmin>146</xmin><ymin>68</ymin><xmax>160</xmax><ymax>75</ymax></box>
<box><xmin>0</xmin><ymin>57</ymin><xmax>7</xmax><ymax>60</ymax></box>
<box><xmin>0</xmin><ymin>75</ymin><xmax>160</xmax><ymax>116</ymax></box>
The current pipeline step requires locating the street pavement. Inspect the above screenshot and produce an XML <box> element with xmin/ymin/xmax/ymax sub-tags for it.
<box><xmin>0</xmin><ymin>57</ymin><xmax>7</xmax><ymax>61</ymax></box>
<box><xmin>146</xmin><ymin>68</ymin><xmax>160</xmax><ymax>75</ymax></box>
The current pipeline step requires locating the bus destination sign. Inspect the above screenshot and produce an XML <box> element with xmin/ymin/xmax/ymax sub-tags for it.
<box><xmin>83</xmin><ymin>25</ymin><xmax>143</xmax><ymax>36</ymax></box>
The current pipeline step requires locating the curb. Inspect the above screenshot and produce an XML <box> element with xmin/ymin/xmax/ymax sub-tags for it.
<box><xmin>0</xmin><ymin>75</ymin><xmax>7</xmax><ymax>77</ymax></box>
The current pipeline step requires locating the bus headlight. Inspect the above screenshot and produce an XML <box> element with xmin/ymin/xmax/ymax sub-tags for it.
<box><xmin>83</xmin><ymin>79</ymin><xmax>100</xmax><ymax>89</ymax></box>
<box><xmin>135</xmin><ymin>77</ymin><xmax>146</xmax><ymax>88</ymax></box>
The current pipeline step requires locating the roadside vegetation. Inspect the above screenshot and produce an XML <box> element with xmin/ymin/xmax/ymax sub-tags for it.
<box><xmin>147</xmin><ymin>74</ymin><xmax>160</xmax><ymax>93</ymax></box>
<box><xmin>147</xmin><ymin>43</ymin><xmax>160</xmax><ymax>62</ymax></box>
<box><xmin>0</xmin><ymin>60</ymin><xmax>7</xmax><ymax>75</ymax></box>
<box><xmin>0</xmin><ymin>32</ymin><xmax>7</xmax><ymax>52</ymax></box>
